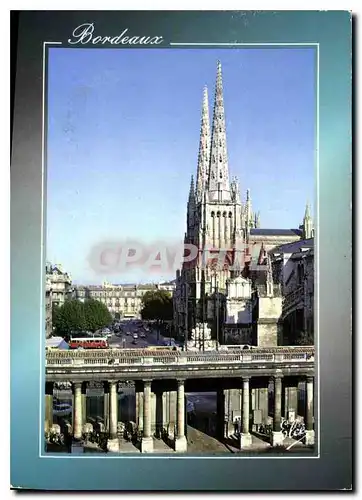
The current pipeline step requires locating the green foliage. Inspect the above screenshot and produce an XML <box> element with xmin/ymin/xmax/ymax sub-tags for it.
<box><xmin>140</xmin><ymin>289</ymin><xmax>173</xmax><ymax>321</ymax></box>
<box><xmin>52</xmin><ymin>299</ymin><xmax>112</xmax><ymax>337</ymax></box>
<box><xmin>83</xmin><ymin>299</ymin><xmax>112</xmax><ymax>332</ymax></box>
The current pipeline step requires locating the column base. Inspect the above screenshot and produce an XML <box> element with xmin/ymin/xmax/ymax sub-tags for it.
<box><xmin>107</xmin><ymin>438</ymin><xmax>120</xmax><ymax>453</ymax></box>
<box><xmin>141</xmin><ymin>437</ymin><xmax>154</xmax><ymax>453</ymax></box>
<box><xmin>271</xmin><ymin>431</ymin><xmax>285</xmax><ymax>447</ymax></box>
<box><xmin>174</xmin><ymin>435</ymin><xmax>187</xmax><ymax>453</ymax></box>
<box><xmin>305</xmin><ymin>429</ymin><xmax>315</xmax><ymax>446</ymax></box>
<box><xmin>239</xmin><ymin>433</ymin><xmax>253</xmax><ymax>449</ymax></box>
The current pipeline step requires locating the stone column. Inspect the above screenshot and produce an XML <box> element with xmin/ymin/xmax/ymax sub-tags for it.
<box><xmin>73</xmin><ymin>382</ymin><xmax>83</xmax><ymax>440</ymax></box>
<box><xmin>240</xmin><ymin>377</ymin><xmax>252</xmax><ymax>448</ymax></box>
<box><xmin>103</xmin><ymin>383</ymin><xmax>110</xmax><ymax>432</ymax></box>
<box><xmin>141</xmin><ymin>380</ymin><xmax>153</xmax><ymax>452</ymax></box>
<box><xmin>109</xmin><ymin>381</ymin><xmax>118</xmax><ymax>439</ymax></box>
<box><xmin>45</xmin><ymin>382</ymin><xmax>53</xmax><ymax>434</ymax></box>
<box><xmin>82</xmin><ymin>383</ymin><xmax>87</xmax><ymax>427</ymax></box>
<box><xmin>271</xmin><ymin>376</ymin><xmax>284</xmax><ymax>446</ymax></box>
<box><xmin>137</xmin><ymin>391</ymin><xmax>144</xmax><ymax>431</ymax></box>
<box><xmin>305</xmin><ymin>376</ymin><xmax>315</xmax><ymax>446</ymax></box>
<box><xmin>107</xmin><ymin>381</ymin><xmax>119</xmax><ymax>452</ymax></box>
<box><xmin>175</xmin><ymin>379</ymin><xmax>187</xmax><ymax>452</ymax></box>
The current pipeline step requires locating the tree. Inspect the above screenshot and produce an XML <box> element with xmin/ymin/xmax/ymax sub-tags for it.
<box><xmin>83</xmin><ymin>299</ymin><xmax>112</xmax><ymax>332</ymax></box>
<box><xmin>140</xmin><ymin>290</ymin><xmax>173</xmax><ymax>321</ymax></box>
<box><xmin>52</xmin><ymin>299</ymin><xmax>112</xmax><ymax>338</ymax></box>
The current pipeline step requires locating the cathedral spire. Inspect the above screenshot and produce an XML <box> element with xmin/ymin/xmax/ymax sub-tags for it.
<box><xmin>304</xmin><ymin>201</ymin><xmax>311</xmax><ymax>219</ymax></box>
<box><xmin>303</xmin><ymin>201</ymin><xmax>313</xmax><ymax>239</ymax></box>
<box><xmin>196</xmin><ymin>86</ymin><xmax>210</xmax><ymax>200</ymax></box>
<box><xmin>207</xmin><ymin>61</ymin><xmax>231</xmax><ymax>202</ymax></box>
<box><xmin>188</xmin><ymin>175</ymin><xmax>195</xmax><ymax>205</ymax></box>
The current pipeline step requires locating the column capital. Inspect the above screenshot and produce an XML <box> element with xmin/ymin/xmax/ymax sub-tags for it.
<box><xmin>143</xmin><ymin>379</ymin><xmax>153</xmax><ymax>386</ymax></box>
<box><xmin>273</xmin><ymin>375</ymin><xmax>283</xmax><ymax>382</ymax></box>
<box><xmin>73</xmin><ymin>381</ymin><xmax>82</xmax><ymax>391</ymax></box>
<box><xmin>306</xmin><ymin>376</ymin><xmax>314</xmax><ymax>384</ymax></box>
<box><xmin>242</xmin><ymin>376</ymin><xmax>250</xmax><ymax>383</ymax></box>
<box><xmin>177</xmin><ymin>378</ymin><xmax>186</xmax><ymax>385</ymax></box>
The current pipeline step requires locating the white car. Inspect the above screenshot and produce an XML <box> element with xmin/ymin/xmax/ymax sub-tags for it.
<box><xmin>133</xmin><ymin>333</ymin><xmax>138</xmax><ymax>339</ymax></box>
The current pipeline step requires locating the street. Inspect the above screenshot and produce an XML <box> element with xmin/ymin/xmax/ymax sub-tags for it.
<box><xmin>108</xmin><ymin>321</ymin><xmax>171</xmax><ymax>350</ymax></box>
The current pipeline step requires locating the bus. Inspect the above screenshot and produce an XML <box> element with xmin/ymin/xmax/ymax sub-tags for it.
<box><xmin>69</xmin><ymin>336</ymin><xmax>109</xmax><ymax>349</ymax></box>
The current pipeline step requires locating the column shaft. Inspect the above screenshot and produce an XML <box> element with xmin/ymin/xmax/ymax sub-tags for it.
<box><xmin>273</xmin><ymin>377</ymin><xmax>282</xmax><ymax>431</ymax></box>
<box><xmin>143</xmin><ymin>381</ymin><xmax>152</xmax><ymax>438</ymax></box>
<box><xmin>109</xmin><ymin>381</ymin><xmax>118</xmax><ymax>439</ymax></box>
<box><xmin>73</xmin><ymin>383</ymin><xmax>83</xmax><ymax>439</ymax></box>
<box><xmin>242</xmin><ymin>378</ymin><xmax>250</xmax><ymax>434</ymax></box>
<box><xmin>45</xmin><ymin>382</ymin><xmax>53</xmax><ymax>433</ymax></box>
<box><xmin>138</xmin><ymin>392</ymin><xmax>144</xmax><ymax>431</ymax></box>
<box><xmin>177</xmin><ymin>380</ymin><xmax>185</xmax><ymax>438</ymax></box>
<box><xmin>306</xmin><ymin>377</ymin><xmax>314</xmax><ymax>430</ymax></box>
<box><xmin>104</xmin><ymin>390</ymin><xmax>110</xmax><ymax>431</ymax></box>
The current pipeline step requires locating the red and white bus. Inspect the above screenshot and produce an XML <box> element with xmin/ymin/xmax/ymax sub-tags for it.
<box><xmin>69</xmin><ymin>336</ymin><xmax>109</xmax><ymax>349</ymax></box>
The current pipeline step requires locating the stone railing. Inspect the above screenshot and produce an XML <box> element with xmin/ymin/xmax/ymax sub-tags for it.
<box><xmin>46</xmin><ymin>347</ymin><xmax>314</xmax><ymax>368</ymax></box>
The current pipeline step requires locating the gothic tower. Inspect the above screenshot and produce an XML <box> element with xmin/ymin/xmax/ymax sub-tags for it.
<box><xmin>302</xmin><ymin>201</ymin><xmax>314</xmax><ymax>239</ymax></box>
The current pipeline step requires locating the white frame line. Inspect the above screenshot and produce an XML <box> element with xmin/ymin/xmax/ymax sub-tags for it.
<box><xmin>40</xmin><ymin>41</ymin><xmax>320</xmax><ymax>461</ymax></box>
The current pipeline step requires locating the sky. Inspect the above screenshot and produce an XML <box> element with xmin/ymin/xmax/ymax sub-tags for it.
<box><xmin>46</xmin><ymin>48</ymin><xmax>316</xmax><ymax>285</ymax></box>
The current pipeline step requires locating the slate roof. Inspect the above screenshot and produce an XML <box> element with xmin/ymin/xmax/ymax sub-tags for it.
<box><xmin>250</xmin><ymin>228</ymin><xmax>302</xmax><ymax>237</ymax></box>
<box><xmin>271</xmin><ymin>238</ymin><xmax>314</xmax><ymax>254</ymax></box>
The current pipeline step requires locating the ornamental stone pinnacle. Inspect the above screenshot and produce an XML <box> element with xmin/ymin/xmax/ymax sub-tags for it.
<box><xmin>196</xmin><ymin>86</ymin><xmax>211</xmax><ymax>200</ymax></box>
<box><xmin>207</xmin><ymin>61</ymin><xmax>231</xmax><ymax>202</ymax></box>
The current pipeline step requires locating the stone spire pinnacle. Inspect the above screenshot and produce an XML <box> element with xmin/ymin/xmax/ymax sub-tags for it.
<box><xmin>266</xmin><ymin>254</ymin><xmax>274</xmax><ymax>296</ymax></box>
<box><xmin>303</xmin><ymin>201</ymin><xmax>313</xmax><ymax>239</ymax></box>
<box><xmin>254</xmin><ymin>211</ymin><xmax>261</xmax><ymax>228</ymax></box>
<box><xmin>244</xmin><ymin>189</ymin><xmax>253</xmax><ymax>228</ymax></box>
<box><xmin>188</xmin><ymin>175</ymin><xmax>195</xmax><ymax>205</ymax></box>
<box><xmin>196</xmin><ymin>86</ymin><xmax>210</xmax><ymax>200</ymax></box>
<box><xmin>207</xmin><ymin>61</ymin><xmax>231</xmax><ymax>202</ymax></box>
<box><xmin>304</xmin><ymin>201</ymin><xmax>311</xmax><ymax>219</ymax></box>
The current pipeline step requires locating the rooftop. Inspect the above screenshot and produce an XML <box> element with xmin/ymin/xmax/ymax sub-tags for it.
<box><xmin>250</xmin><ymin>228</ymin><xmax>302</xmax><ymax>237</ymax></box>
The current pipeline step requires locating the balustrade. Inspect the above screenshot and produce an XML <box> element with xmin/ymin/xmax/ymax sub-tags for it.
<box><xmin>46</xmin><ymin>346</ymin><xmax>315</xmax><ymax>369</ymax></box>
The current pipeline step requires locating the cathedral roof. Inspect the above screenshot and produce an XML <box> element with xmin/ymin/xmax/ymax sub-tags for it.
<box><xmin>250</xmin><ymin>228</ymin><xmax>302</xmax><ymax>237</ymax></box>
<box><xmin>271</xmin><ymin>237</ymin><xmax>314</xmax><ymax>254</ymax></box>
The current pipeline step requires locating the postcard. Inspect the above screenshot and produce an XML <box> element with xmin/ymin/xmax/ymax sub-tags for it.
<box><xmin>10</xmin><ymin>10</ymin><xmax>352</xmax><ymax>491</ymax></box>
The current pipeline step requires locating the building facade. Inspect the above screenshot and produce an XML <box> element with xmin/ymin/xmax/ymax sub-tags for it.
<box><xmin>73</xmin><ymin>281</ymin><xmax>176</xmax><ymax>319</ymax></box>
<box><xmin>174</xmin><ymin>61</ymin><xmax>314</xmax><ymax>346</ymax></box>
<box><xmin>45</xmin><ymin>263</ymin><xmax>73</xmax><ymax>308</ymax></box>
<box><xmin>270</xmin><ymin>238</ymin><xmax>314</xmax><ymax>345</ymax></box>
<box><xmin>45</xmin><ymin>278</ymin><xmax>53</xmax><ymax>338</ymax></box>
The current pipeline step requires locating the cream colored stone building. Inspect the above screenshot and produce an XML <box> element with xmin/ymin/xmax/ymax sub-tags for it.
<box><xmin>270</xmin><ymin>238</ymin><xmax>314</xmax><ymax>344</ymax></box>
<box><xmin>73</xmin><ymin>281</ymin><xmax>175</xmax><ymax>319</ymax></box>
<box><xmin>46</xmin><ymin>263</ymin><xmax>73</xmax><ymax>308</ymax></box>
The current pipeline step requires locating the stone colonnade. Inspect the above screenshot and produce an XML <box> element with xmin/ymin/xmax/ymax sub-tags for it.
<box><xmin>45</xmin><ymin>375</ymin><xmax>314</xmax><ymax>452</ymax></box>
<box><xmin>45</xmin><ymin>379</ymin><xmax>188</xmax><ymax>453</ymax></box>
<box><xmin>222</xmin><ymin>376</ymin><xmax>315</xmax><ymax>448</ymax></box>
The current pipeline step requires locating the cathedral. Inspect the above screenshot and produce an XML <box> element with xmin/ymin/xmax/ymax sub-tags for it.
<box><xmin>173</xmin><ymin>61</ymin><xmax>314</xmax><ymax>347</ymax></box>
